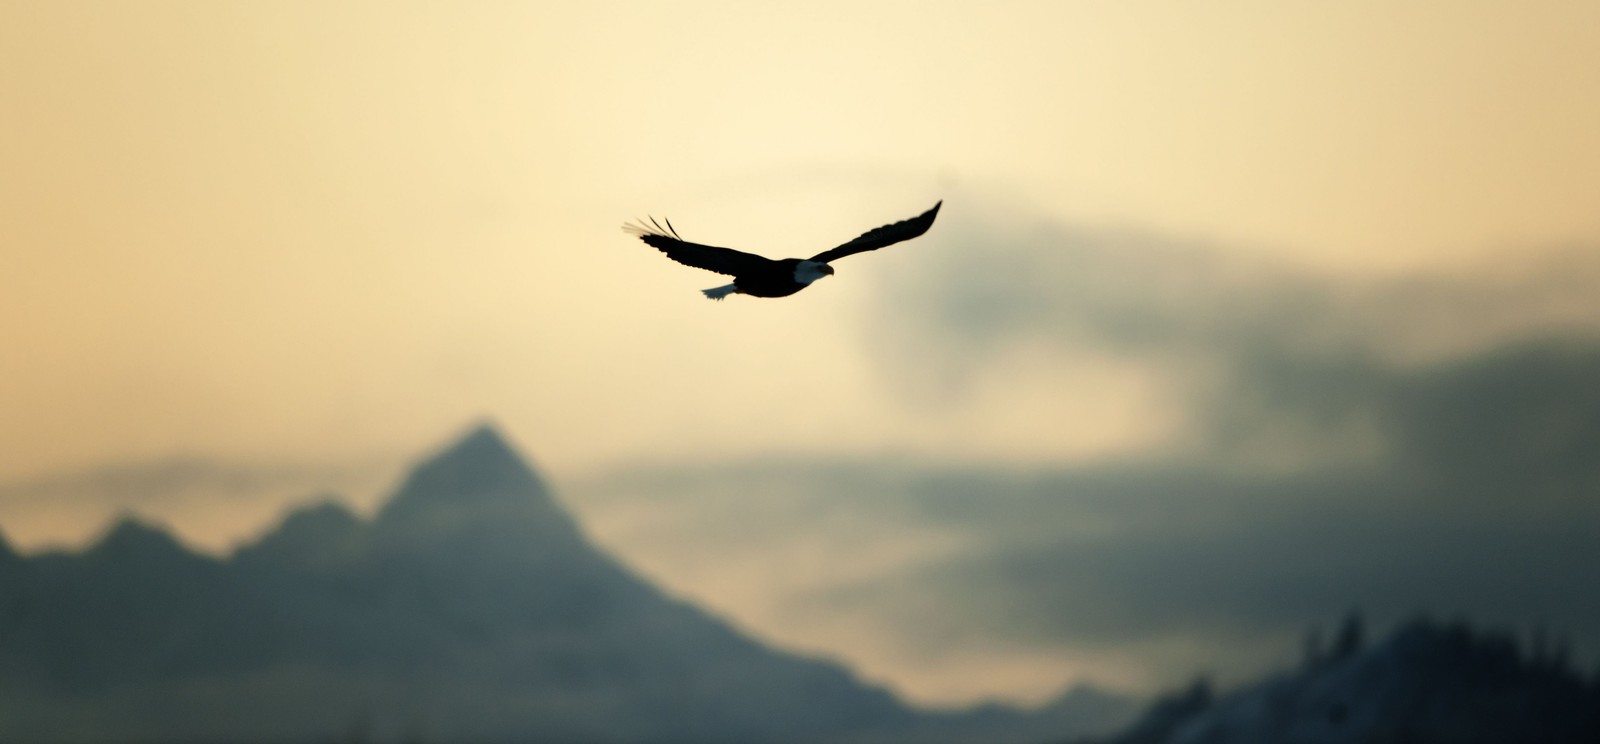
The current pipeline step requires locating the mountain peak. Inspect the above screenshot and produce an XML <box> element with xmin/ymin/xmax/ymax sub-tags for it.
<box><xmin>374</xmin><ymin>423</ymin><xmax>571</xmax><ymax>531</ymax></box>
<box><xmin>421</xmin><ymin>422</ymin><xmax>523</xmax><ymax>474</ymax></box>
<box><xmin>278</xmin><ymin>498</ymin><xmax>362</xmax><ymax>534</ymax></box>
<box><xmin>235</xmin><ymin>497</ymin><xmax>363</xmax><ymax>566</ymax></box>
<box><xmin>87</xmin><ymin>515</ymin><xmax>195</xmax><ymax>563</ymax></box>
<box><xmin>455</xmin><ymin>420</ymin><xmax>513</xmax><ymax>452</ymax></box>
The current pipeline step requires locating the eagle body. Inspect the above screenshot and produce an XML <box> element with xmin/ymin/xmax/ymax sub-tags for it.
<box><xmin>625</xmin><ymin>202</ymin><xmax>941</xmax><ymax>300</ymax></box>
<box><xmin>711</xmin><ymin>258</ymin><xmax>829</xmax><ymax>299</ymax></box>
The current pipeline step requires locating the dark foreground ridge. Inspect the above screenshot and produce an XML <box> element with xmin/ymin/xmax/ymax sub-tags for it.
<box><xmin>1095</xmin><ymin>615</ymin><xmax>1600</xmax><ymax>744</ymax></box>
<box><xmin>0</xmin><ymin>424</ymin><xmax>1132</xmax><ymax>743</ymax></box>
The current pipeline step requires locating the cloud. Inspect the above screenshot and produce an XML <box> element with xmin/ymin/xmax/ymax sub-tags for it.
<box><xmin>854</xmin><ymin>204</ymin><xmax>1600</xmax><ymax>669</ymax></box>
<box><xmin>861</xmin><ymin>201</ymin><xmax>1600</xmax><ymax>465</ymax></box>
<box><xmin>870</xmin><ymin>201</ymin><xmax>1600</xmax><ymax>366</ymax></box>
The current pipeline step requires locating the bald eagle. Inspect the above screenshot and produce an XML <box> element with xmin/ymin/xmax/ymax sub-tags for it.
<box><xmin>624</xmin><ymin>201</ymin><xmax>942</xmax><ymax>300</ymax></box>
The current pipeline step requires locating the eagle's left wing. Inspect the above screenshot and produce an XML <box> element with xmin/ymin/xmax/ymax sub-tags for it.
<box><xmin>809</xmin><ymin>201</ymin><xmax>942</xmax><ymax>264</ymax></box>
<box><xmin>625</xmin><ymin>218</ymin><xmax>777</xmax><ymax>277</ymax></box>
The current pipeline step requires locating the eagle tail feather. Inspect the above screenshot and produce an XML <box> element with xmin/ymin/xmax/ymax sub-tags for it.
<box><xmin>702</xmin><ymin>283</ymin><xmax>738</xmax><ymax>301</ymax></box>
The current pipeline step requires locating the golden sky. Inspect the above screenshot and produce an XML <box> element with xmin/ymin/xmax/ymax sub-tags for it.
<box><xmin>5</xmin><ymin>1</ymin><xmax>1599</xmax><ymax>479</ymax></box>
<box><xmin>4</xmin><ymin>0</ymin><xmax>1600</xmax><ymax>706</ymax></box>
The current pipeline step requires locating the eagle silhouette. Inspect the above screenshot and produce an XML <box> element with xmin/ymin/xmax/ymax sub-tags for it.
<box><xmin>625</xmin><ymin>201</ymin><xmax>942</xmax><ymax>300</ymax></box>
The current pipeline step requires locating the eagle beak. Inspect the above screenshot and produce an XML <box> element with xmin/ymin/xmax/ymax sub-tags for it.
<box><xmin>822</xmin><ymin>265</ymin><xmax>835</xmax><ymax>276</ymax></box>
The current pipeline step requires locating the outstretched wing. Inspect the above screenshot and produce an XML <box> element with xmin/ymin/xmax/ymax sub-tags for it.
<box><xmin>808</xmin><ymin>201</ymin><xmax>942</xmax><ymax>264</ymax></box>
<box><xmin>624</xmin><ymin>217</ymin><xmax>776</xmax><ymax>277</ymax></box>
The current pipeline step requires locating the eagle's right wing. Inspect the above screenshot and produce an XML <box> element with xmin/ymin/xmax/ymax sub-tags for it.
<box><xmin>625</xmin><ymin>218</ymin><xmax>775</xmax><ymax>277</ymax></box>
<box><xmin>808</xmin><ymin>201</ymin><xmax>941</xmax><ymax>264</ymax></box>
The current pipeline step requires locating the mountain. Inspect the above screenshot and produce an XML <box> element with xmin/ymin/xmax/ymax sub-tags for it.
<box><xmin>0</xmin><ymin>424</ymin><xmax>1128</xmax><ymax>743</ymax></box>
<box><xmin>1096</xmin><ymin>616</ymin><xmax>1600</xmax><ymax>744</ymax></box>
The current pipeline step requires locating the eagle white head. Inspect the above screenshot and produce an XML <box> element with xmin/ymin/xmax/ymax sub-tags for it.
<box><xmin>794</xmin><ymin>260</ymin><xmax>835</xmax><ymax>284</ymax></box>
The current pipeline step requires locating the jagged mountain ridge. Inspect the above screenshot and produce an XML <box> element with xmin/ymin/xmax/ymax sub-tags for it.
<box><xmin>0</xmin><ymin>425</ymin><xmax>1130</xmax><ymax>743</ymax></box>
<box><xmin>0</xmin><ymin>425</ymin><xmax>903</xmax><ymax>741</ymax></box>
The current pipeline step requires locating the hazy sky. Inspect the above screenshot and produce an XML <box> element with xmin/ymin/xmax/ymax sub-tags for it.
<box><xmin>4</xmin><ymin>1</ymin><xmax>1600</xmax><ymax>707</ymax></box>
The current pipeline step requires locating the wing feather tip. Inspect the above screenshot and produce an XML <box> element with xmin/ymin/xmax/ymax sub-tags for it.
<box><xmin>623</xmin><ymin>215</ymin><xmax>680</xmax><ymax>241</ymax></box>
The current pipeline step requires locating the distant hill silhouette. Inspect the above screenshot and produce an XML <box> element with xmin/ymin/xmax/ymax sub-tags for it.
<box><xmin>1095</xmin><ymin>615</ymin><xmax>1600</xmax><ymax>744</ymax></box>
<box><xmin>0</xmin><ymin>425</ymin><xmax>1134</xmax><ymax>743</ymax></box>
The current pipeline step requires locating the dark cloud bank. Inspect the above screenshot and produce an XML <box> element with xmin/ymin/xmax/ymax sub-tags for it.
<box><xmin>867</xmin><ymin>206</ymin><xmax>1600</xmax><ymax>677</ymax></box>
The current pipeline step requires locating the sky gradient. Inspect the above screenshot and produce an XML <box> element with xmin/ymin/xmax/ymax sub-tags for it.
<box><xmin>4</xmin><ymin>1</ymin><xmax>1600</xmax><ymax>707</ymax></box>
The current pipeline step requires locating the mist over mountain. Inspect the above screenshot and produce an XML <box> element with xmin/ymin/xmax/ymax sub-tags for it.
<box><xmin>0</xmin><ymin>425</ymin><xmax>1134</xmax><ymax>743</ymax></box>
<box><xmin>24</xmin><ymin>423</ymin><xmax>1589</xmax><ymax>744</ymax></box>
